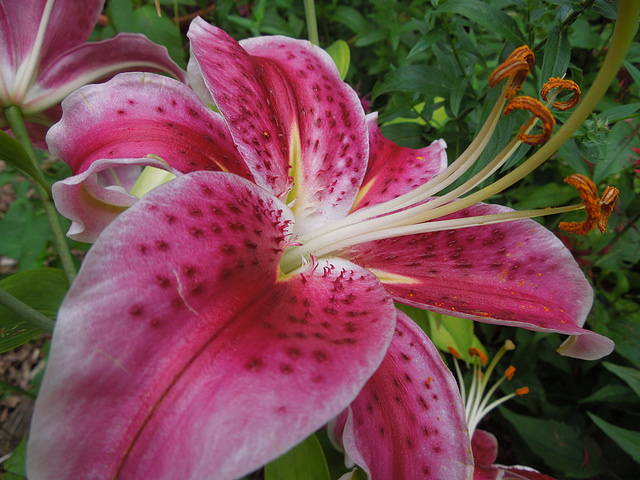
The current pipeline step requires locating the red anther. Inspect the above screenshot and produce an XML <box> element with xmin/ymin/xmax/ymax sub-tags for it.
<box><xmin>469</xmin><ymin>347</ymin><xmax>488</xmax><ymax>366</ymax></box>
<box><xmin>489</xmin><ymin>46</ymin><xmax>535</xmax><ymax>99</ymax></box>
<box><xmin>541</xmin><ymin>77</ymin><xmax>581</xmax><ymax>110</ymax></box>
<box><xmin>503</xmin><ymin>96</ymin><xmax>555</xmax><ymax>145</ymax></box>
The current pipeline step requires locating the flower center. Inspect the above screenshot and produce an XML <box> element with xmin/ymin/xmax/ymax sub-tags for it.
<box><xmin>279</xmin><ymin>47</ymin><xmax>616</xmax><ymax>275</ymax></box>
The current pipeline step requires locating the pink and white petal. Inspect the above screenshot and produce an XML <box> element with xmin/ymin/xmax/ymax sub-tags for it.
<box><xmin>492</xmin><ymin>466</ymin><xmax>559</xmax><ymax>480</ymax></box>
<box><xmin>38</xmin><ymin>0</ymin><xmax>104</xmax><ymax>69</ymax></box>
<box><xmin>339</xmin><ymin>311</ymin><xmax>473</xmax><ymax>480</ymax></box>
<box><xmin>472</xmin><ymin>430</ymin><xmax>499</xmax><ymax>467</ymax></box>
<box><xmin>0</xmin><ymin>0</ymin><xmax>49</xmax><ymax>75</ymax></box>
<box><xmin>28</xmin><ymin>171</ymin><xmax>396</xmax><ymax>480</ymax></box>
<box><xmin>46</xmin><ymin>72</ymin><xmax>253</xmax><ymax>181</ymax></box>
<box><xmin>52</xmin><ymin>157</ymin><xmax>181</xmax><ymax>242</ymax></box>
<box><xmin>351</xmin><ymin>113</ymin><xmax>447</xmax><ymax>211</ymax></box>
<box><xmin>23</xmin><ymin>33</ymin><xmax>187</xmax><ymax>113</ymax></box>
<box><xmin>188</xmin><ymin>19</ymin><xmax>369</xmax><ymax>234</ymax></box>
<box><xmin>343</xmin><ymin>203</ymin><xmax>613</xmax><ymax>360</ymax></box>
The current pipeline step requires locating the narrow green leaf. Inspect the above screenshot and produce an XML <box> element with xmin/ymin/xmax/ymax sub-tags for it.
<box><xmin>582</xmin><ymin>384</ymin><xmax>640</xmax><ymax>403</ymax></box>
<box><xmin>325</xmin><ymin>40</ymin><xmax>350</xmax><ymax>80</ymax></box>
<box><xmin>539</xmin><ymin>26</ymin><xmax>571</xmax><ymax>90</ymax></box>
<box><xmin>407</xmin><ymin>27</ymin><xmax>444</xmax><ymax>59</ymax></box>
<box><xmin>596</xmin><ymin>102</ymin><xmax>640</xmax><ymax>122</ymax></box>
<box><xmin>0</xmin><ymin>268</ymin><xmax>68</xmax><ymax>353</ymax></box>
<box><xmin>0</xmin><ymin>129</ymin><xmax>42</xmax><ymax>181</ymax></box>
<box><xmin>436</xmin><ymin>0</ymin><xmax>526</xmax><ymax>46</ymax></box>
<box><xmin>588</xmin><ymin>413</ymin><xmax>640</xmax><ymax>464</ymax></box>
<box><xmin>264</xmin><ymin>434</ymin><xmax>330</xmax><ymax>480</ymax></box>
<box><xmin>604</xmin><ymin>362</ymin><xmax>640</xmax><ymax>398</ymax></box>
<box><xmin>623</xmin><ymin>60</ymin><xmax>640</xmax><ymax>87</ymax></box>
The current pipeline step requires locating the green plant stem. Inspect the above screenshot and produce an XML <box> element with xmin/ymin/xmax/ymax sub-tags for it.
<box><xmin>0</xmin><ymin>286</ymin><xmax>55</xmax><ymax>333</ymax></box>
<box><xmin>303</xmin><ymin>0</ymin><xmax>319</xmax><ymax>45</ymax></box>
<box><xmin>3</xmin><ymin>105</ymin><xmax>77</xmax><ymax>284</ymax></box>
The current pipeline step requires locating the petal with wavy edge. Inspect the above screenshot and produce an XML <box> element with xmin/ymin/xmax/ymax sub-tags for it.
<box><xmin>188</xmin><ymin>18</ymin><xmax>369</xmax><ymax>234</ymax></box>
<box><xmin>472</xmin><ymin>429</ymin><xmax>499</xmax><ymax>467</ymax></box>
<box><xmin>52</xmin><ymin>157</ymin><xmax>181</xmax><ymax>242</ymax></box>
<box><xmin>23</xmin><ymin>34</ymin><xmax>187</xmax><ymax>113</ymax></box>
<box><xmin>351</xmin><ymin>113</ymin><xmax>447</xmax><ymax>211</ymax></box>
<box><xmin>28</xmin><ymin>171</ymin><xmax>396</xmax><ymax>480</ymax></box>
<box><xmin>476</xmin><ymin>465</ymin><xmax>559</xmax><ymax>480</ymax></box>
<box><xmin>46</xmin><ymin>72</ymin><xmax>252</xmax><ymax>180</ymax></box>
<box><xmin>337</xmin><ymin>311</ymin><xmax>473</xmax><ymax>480</ymax></box>
<box><xmin>343</xmin><ymin>203</ymin><xmax>613</xmax><ymax>360</ymax></box>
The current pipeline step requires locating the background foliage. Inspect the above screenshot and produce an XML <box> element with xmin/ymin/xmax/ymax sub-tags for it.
<box><xmin>0</xmin><ymin>0</ymin><xmax>639</xmax><ymax>478</ymax></box>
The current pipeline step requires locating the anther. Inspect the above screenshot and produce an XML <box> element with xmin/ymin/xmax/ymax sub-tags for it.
<box><xmin>448</xmin><ymin>346</ymin><xmax>461</xmax><ymax>359</ymax></box>
<box><xmin>503</xmin><ymin>96</ymin><xmax>555</xmax><ymax>145</ymax></box>
<box><xmin>503</xmin><ymin>339</ymin><xmax>515</xmax><ymax>351</ymax></box>
<box><xmin>469</xmin><ymin>347</ymin><xmax>488</xmax><ymax>366</ymax></box>
<box><xmin>559</xmin><ymin>174</ymin><xmax>601</xmax><ymax>235</ymax></box>
<box><xmin>540</xmin><ymin>78</ymin><xmax>581</xmax><ymax>110</ymax></box>
<box><xmin>489</xmin><ymin>46</ymin><xmax>535</xmax><ymax>99</ymax></box>
<box><xmin>598</xmin><ymin>186</ymin><xmax>619</xmax><ymax>233</ymax></box>
<box><xmin>505</xmin><ymin>366</ymin><xmax>516</xmax><ymax>380</ymax></box>
<box><xmin>515</xmin><ymin>387</ymin><xmax>529</xmax><ymax>396</ymax></box>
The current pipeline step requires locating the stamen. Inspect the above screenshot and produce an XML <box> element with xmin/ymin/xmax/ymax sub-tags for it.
<box><xmin>503</xmin><ymin>96</ymin><xmax>555</xmax><ymax>145</ymax></box>
<box><xmin>541</xmin><ymin>78</ymin><xmax>581</xmax><ymax>110</ymax></box>
<box><xmin>448</xmin><ymin>347</ymin><xmax>461</xmax><ymax>359</ymax></box>
<box><xmin>505</xmin><ymin>366</ymin><xmax>516</xmax><ymax>380</ymax></box>
<box><xmin>469</xmin><ymin>348</ymin><xmax>488</xmax><ymax>366</ymax></box>
<box><xmin>559</xmin><ymin>174</ymin><xmax>601</xmax><ymax>235</ymax></box>
<box><xmin>489</xmin><ymin>46</ymin><xmax>535</xmax><ymax>99</ymax></box>
<box><xmin>515</xmin><ymin>387</ymin><xmax>530</xmax><ymax>396</ymax></box>
<box><xmin>598</xmin><ymin>186</ymin><xmax>619</xmax><ymax>233</ymax></box>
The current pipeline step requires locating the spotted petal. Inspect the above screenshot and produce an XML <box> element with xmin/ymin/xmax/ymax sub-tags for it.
<box><xmin>188</xmin><ymin>18</ymin><xmax>368</xmax><ymax>235</ymax></box>
<box><xmin>343</xmin><ymin>203</ymin><xmax>613</xmax><ymax>360</ymax></box>
<box><xmin>334</xmin><ymin>311</ymin><xmax>473</xmax><ymax>479</ymax></box>
<box><xmin>28</xmin><ymin>171</ymin><xmax>396</xmax><ymax>480</ymax></box>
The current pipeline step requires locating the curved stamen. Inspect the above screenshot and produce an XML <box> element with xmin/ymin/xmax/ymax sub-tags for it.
<box><xmin>541</xmin><ymin>78</ymin><xmax>581</xmax><ymax>110</ymax></box>
<box><xmin>488</xmin><ymin>46</ymin><xmax>535</xmax><ymax>99</ymax></box>
<box><xmin>559</xmin><ymin>174</ymin><xmax>601</xmax><ymax>235</ymax></box>
<box><xmin>503</xmin><ymin>96</ymin><xmax>555</xmax><ymax>145</ymax></box>
<box><xmin>599</xmin><ymin>186</ymin><xmax>619</xmax><ymax>233</ymax></box>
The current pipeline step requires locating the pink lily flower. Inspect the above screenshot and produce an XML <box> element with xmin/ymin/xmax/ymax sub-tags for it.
<box><xmin>0</xmin><ymin>0</ymin><xmax>186</xmax><ymax>146</ymax></box>
<box><xmin>28</xmin><ymin>19</ymin><xmax>613</xmax><ymax>479</ymax></box>
<box><xmin>473</xmin><ymin>430</ymin><xmax>557</xmax><ymax>480</ymax></box>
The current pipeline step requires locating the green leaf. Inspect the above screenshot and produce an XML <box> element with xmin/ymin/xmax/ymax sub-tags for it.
<box><xmin>0</xmin><ymin>129</ymin><xmax>41</xmax><ymax>181</ymax></box>
<box><xmin>373</xmin><ymin>65</ymin><xmax>450</xmax><ymax>98</ymax></box>
<box><xmin>588</xmin><ymin>413</ymin><xmax>640</xmax><ymax>465</ymax></box>
<box><xmin>624</xmin><ymin>60</ymin><xmax>640</xmax><ymax>87</ymax></box>
<box><xmin>407</xmin><ymin>26</ymin><xmax>444</xmax><ymax>59</ymax></box>
<box><xmin>264</xmin><ymin>434</ymin><xmax>330</xmax><ymax>480</ymax></box>
<box><xmin>2</xmin><ymin>435</ymin><xmax>27</xmax><ymax>479</ymax></box>
<box><xmin>325</xmin><ymin>40</ymin><xmax>350</xmax><ymax>80</ymax></box>
<box><xmin>581</xmin><ymin>384</ymin><xmax>640</xmax><ymax>403</ymax></box>
<box><xmin>436</xmin><ymin>0</ymin><xmax>526</xmax><ymax>47</ymax></box>
<box><xmin>603</xmin><ymin>362</ymin><xmax>640</xmax><ymax>398</ymax></box>
<box><xmin>596</xmin><ymin>102</ymin><xmax>640</xmax><ymax>122</ymax></box>
<box><xmin>0</xmin><ymin>269</ymin><xmax>68</xmax><ymax>353</ymax></box>
<box><xmin>539</xmin><ymin>26</ymin><xmax>571</xmax><ymax>90</ymax></box>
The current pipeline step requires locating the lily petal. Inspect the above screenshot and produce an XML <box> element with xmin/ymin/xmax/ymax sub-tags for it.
<box><xmin>344</xmin><ymin>203</ymin><xmax>613</xmax><ymax>360</ymax></box>
<box><xmin>188</xmin><ymin>18</ymin><xmax>368</xmax><ymax>234</ymax></box>
<box><xmin>47</xmin><ymin>72</ymin><xmax>249</xmax><ymax>177</ymax></box>
<box><xmin>28</xmin><ymin>171</ymin><xmax>396</xmax><ymax>480</ymax></box>
<box><xmin>351</xmin><ymin>113</ymin><xmax>448</xmax><ymax>211</ymax></box>
<box><xmin>337</xmin><ymin>311</ymin><xmax>474</xmax><ymax>479</ymax></box>
<box><xmin>23</xmin><ymin>33</ymin><xmax>188</xmax><ymax>113</ymax></box>
<box><xmin>52</xmin><ymin>157</ymin><xmax>180</xmax><ymax>242</ymax></box>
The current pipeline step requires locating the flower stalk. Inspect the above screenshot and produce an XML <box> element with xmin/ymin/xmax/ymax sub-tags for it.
<box><xmin>0</xmin><ymin>285</ymin><xmax>55</xmax><ymax>333</ymax></box>
<box><xmin>2</xmin><ymin>105</ymin><xmax>77</xmax><ymax>284</ymax></box>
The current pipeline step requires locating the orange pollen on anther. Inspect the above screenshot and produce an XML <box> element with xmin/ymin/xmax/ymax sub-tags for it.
<box><xmin>559</xmin><ymin>174</ymin><xmax>601</xmax><ymax>235</ymax></box>
<box><xmin>503</xmin><ymin>96</ymin><xmax>555</xmax><ymax>145</ymax></box>
<box><xmin>469</xmin><ymin>347</ymin><xmax>488</xmax><ymax>366</ymax></box>
<box><xmin>448</xmin><ymin>347</ymin><xmax>461</xmax><ymax>359</ymax></box>
<box><xmin>598</xmin><ymin>186</ymin><xmax>620</xmax><ymax>233</ymax></box>
<box><xmin>488</xmin><ymin>46</ymin><xmax>535</xmax><ymax>99</ymax></box>
<box><xmin>505</xmin><ymin>366</ymin><xmax>516</xmax><ymax>380</ymax></box>
<box><xmin>515</xmin><ymin>387</ymin><xmax>530</xmax><ymax>396</ymax></box>
<box><xmin>540</xmin><ymin>77</ymin><xmax>581</xmax><ymax>110</ymax></box>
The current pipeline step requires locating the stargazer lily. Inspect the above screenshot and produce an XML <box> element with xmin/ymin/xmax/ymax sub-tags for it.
<box><xmin>0</xmin><ymin>0</ymin><xmax>186</xmax><ymax>145</ymax></box>
<box><xmin>28</xmin><ymin>17</ymin><xmax>616</xmax><ymax>480</ymax></box>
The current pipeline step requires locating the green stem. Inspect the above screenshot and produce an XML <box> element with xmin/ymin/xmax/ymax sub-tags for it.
<box><xmin>303</xmin><ymin>0</ymin><xmax>319</xmax><ymax>45</ymax></box>
<box><xmin>3</xmin><ymin>105</ymin><xmax>77</xmax><ymax>284</ymax></box>
<box><xmin>0</xmin><ymin>286</ymin><xmax>55</xmax><ymax>333</ymax></box>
